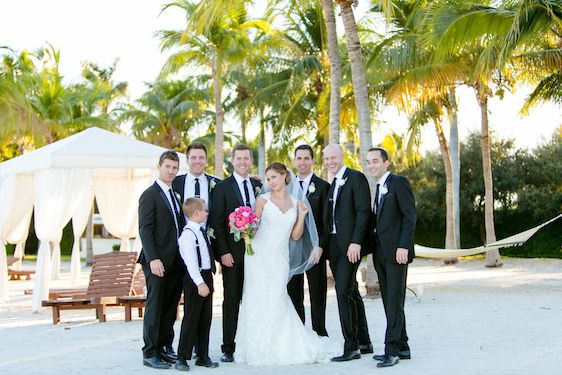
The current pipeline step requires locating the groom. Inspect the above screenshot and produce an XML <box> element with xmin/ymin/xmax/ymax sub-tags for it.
<box><xmin>323</xmin><ymin>144</ymin><xmax>372</xmax><ymax>362</ymax></box>
<box><xmin>211</xmin><ymin>144</ymin><xmax>262</xmax><ymax>363</ymax></box>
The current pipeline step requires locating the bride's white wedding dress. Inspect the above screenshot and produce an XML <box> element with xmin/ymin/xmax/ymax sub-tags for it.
<box><xmin>235</xmin><ymin>193</ymin><xmax>337</xmax><ymax>366</ymax></box>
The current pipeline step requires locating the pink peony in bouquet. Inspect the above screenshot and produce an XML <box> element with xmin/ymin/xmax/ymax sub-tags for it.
<box><xmin>228</xmin><ymin>206</ymin><xmax>259</xmax><ymax>255</ymax></box>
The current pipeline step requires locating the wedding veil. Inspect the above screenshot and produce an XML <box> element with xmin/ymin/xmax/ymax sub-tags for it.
<box><xmin>287</xmin><ymin>170</ymin><xmax>321</xmax><ymax>278</ymax></box>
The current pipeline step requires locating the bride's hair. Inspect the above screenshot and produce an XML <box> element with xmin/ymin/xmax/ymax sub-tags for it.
<box><xmin>265</xmin><ymin>162</ymin><xmax>291</xmax><ymax>185</ymax></box>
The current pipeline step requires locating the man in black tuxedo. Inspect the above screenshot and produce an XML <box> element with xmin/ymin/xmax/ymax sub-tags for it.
<box><xmin>172</xmin><ymin>141</ymin><xmax>222</xmax><ymax>220</ymax></box>
<box><xmin>171</xmin><ymin>141</ymin><xmax>221</xmax><ymax>358</ymax></box>
<box><xmin>367</xmin><ymin>147</ymin><xmax>416</xmax><ymax>368</ymax></box>
<box><xmin>138</xmin><ymin>150</ymin><xmax>185</xmax><ymax>369</ymax></box>
<box><xmin>323</xmin><ymin>144</ymin><xmax>372</xmax><ymax>362</ymax></box>
<box><xmin>287</xmin><ymin>144</ymin><xmax>330</xmax><ymax>337</ymax></box>
<box><xmin>210</xmin><ymin>144</ymin><xmax>262</xmax><ymax>363</ymax></box>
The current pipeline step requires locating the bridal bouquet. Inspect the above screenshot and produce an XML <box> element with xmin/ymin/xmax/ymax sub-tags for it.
<box><xmin>228</xmin><ymin>206</ymin><xmax>259</xmax><ymax>255</ymax></box>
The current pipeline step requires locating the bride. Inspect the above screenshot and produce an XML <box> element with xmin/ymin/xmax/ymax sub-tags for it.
<box><xmin>235</xmin><ymin>162</ymin><xmax>337</xmax><ymax>366</ymax></box>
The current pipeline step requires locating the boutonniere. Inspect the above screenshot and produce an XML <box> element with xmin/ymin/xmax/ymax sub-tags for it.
<box><xmin>254</xmin><ymin>185</ymin><xmax>261</xmax><ymax>197</ymax></box>
<box><xmin>337</xmin><ymin>177</ymin><xmax>347</xmax><ymax>187</ymax></box>
<box><xmin>209</xmin><ymin>179</ymin><xmax>217</xmax><ymax>191</ymax></box>
<box><xmin>380</xmin><ymin>184</ymin><xmax>388</xmax><ymax>196</ymax></box>
<box><xmin>307</xmin><ymin>182</ymin><xmax>316</xmax><ymax>195</ymax></box>
<box><xmin>174</xmin><ymin>192</ymin><xmax>181</xmax><ymax>202</ymax></box>
<box><xmin>207</xmin><ymin>227</ymin><xmax>215</xmax><ymax>239</ymax></box>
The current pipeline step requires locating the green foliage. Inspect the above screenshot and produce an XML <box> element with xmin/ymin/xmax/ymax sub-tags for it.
<box><xmin>400</xmin><ymin>128</ymin><xmax>562</xmax><ymax>257</ymax></box>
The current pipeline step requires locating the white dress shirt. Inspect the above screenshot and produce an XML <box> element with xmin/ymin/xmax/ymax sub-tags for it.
<box><xmin>233</xmin><ymin>172</ymin><xmax>256</xmax><ymax>208</ymax></box>
<box><xmin>178</xmin><ymin>221</ymin><xmax>212</xmax><ymax>286</ymax></box>
<box><xmin>183</xmin><ymin>172</ymin><xmax>210</xmax><ymax>227</ymax></box>
<box><xmin>155</xmin><ymin>178</ymin><xmax>180</xmax><ymax>232</ymax></box>
<box><xmin>183</xmin><ymin>172</ymin><xmax>210</xmax><ymax>206</ymax></box>
<box><xmin>331</xmin><ymin>166</ymin><xmax>348</xmax><ymax>234</ymax></box>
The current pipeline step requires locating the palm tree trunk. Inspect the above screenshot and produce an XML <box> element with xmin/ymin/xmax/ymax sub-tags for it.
<box><xmin>337</xmin><ymin>0</ymin><xmax>378</xmax><ymax>295</ymax></box>
<box><xmin>241</xmin><ymin>110</ymin><xmax>247</xmax><ymax>144</ymax></box>
<box><xmin>338</xmin><ymin>0</ymin><xmax>377</xmax><ymax>212</ymax></box>
<box><xmin>434</xmin><ymin>120</ymin><xmax>457</xmax><ymax>256</ymax></box>
<box><xmin>212</xmin><ymin>52</ymin><xmax>224</xmax><ymax>178</ymax></box>
<box><xmin>322</xmin><ymin>0</ymin><xmax>341</xmax><ymax>144</ymax></box>
<box><xmin>338</xmin><ymin>1</ymin><xmax>373</xmax><ymax>174</ymax></box>
<box><xmin>476</xmin><ymin>91</ymin><xmax>502</xmax><ymax>267</ymax></box>
<box><xmin>258</xmin><ymin>112</ymin><xmax>266</xmax><ymax>180</ymax></box>
<box><xmin>448</xmin><ymin>87</ymin><xmax>461</xmax><ymax>250</ymax></box>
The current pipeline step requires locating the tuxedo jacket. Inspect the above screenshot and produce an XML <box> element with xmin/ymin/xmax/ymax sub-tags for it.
<box><xmin>172</xmin><ymin>173</ymin><xmax>222</xmax><ymax>213</ymax></box>
<box><xmin>371</xmin><ymin>174</ymin><xmax>416</xmax><ymax>264</ymax></box>
<box><xmin>303</xmin><ymin>174</ymin><xmax>330</xmax><ymax>253</ymax></box>
<box><xmin>138</xmin><ymin>182</ymin><xmax>185</xmax><ymax>269</ymax></box>
<box><xmin>323</xmin><ymin>167</ymin><xmax>372</xmax><ymax>257</ymax></box>
<box><xmin>210</xmin><ymin>175</ymin><xmax>262</xmax><ymax>266</ymax></box>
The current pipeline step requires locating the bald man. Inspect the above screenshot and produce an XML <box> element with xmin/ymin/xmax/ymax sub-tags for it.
<box><xmin>323</xmin><ymin>144</ymin><xmax>372</xmax><ymax>362</ymax></box>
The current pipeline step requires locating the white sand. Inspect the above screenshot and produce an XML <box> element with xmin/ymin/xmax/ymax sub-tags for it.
<box><xmin>1</xmin><ymin>258</ymin><xmax>561</xmax><ymax>375</ymax></box>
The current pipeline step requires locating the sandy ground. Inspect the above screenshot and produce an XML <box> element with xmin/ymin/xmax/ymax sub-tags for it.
<box><xmin>1</xmin><ymin>258</ymin><xmax>561</xmax><ymax>375</ymax></box>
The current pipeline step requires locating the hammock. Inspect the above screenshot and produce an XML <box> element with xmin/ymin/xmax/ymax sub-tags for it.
<box><xmin>415</xmin><ymin>214</ymin><xmax>561</xmax><ymax>259</ymax></box>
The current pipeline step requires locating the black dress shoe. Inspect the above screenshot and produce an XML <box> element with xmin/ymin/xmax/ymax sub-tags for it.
<box><xmin>174</xmin><ymin>359</ymin><xmax>190</xmax><ymax>371</ymax></box>
<box><xmin>164</xmin><ymin>346</ymin><xmax>178</xmax><ymax>360</ymax></box>
<box><xmin>195</xmin><ymin>357</ymin><xmax>219</xmax><ymax>368</ymax></box>
<box><xmin>359</xmin><ymin>343</ymin><xmax>373</xmax><ymax>354</ymax></box>
<box><xmin>331</xmin><ymin>350</ymin><xmax>361</xmax><ymax>362</ymax></box>
<box><xmin>373</xmin><ymin>351</ymin><xmax>411</xmax><ymax>361</ymax></box>
<box><xmin>143</xmin><ymin>356</ymin><xmax>171</xmax><ymax>369</ymax></box>
<box><xmin>159</xmin><ymin>351</ymin><xmax>177</xmax><ymax>364</ymax></box>
<box><xmin>220</xmin><ymin>353</ymin><xmax>234</xmax><ymax>363</ymax></box>
<box><xmin>377</xmin><ymin>355</ymin><xmax>399</xmax><ymax>368</ymax></box>
<box><xmin>398</xmin><ymin>350</ymin><xmax>411</xmax><ymax>359</ymax></box>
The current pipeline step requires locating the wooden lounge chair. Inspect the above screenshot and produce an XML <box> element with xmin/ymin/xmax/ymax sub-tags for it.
<box><xmin>42</xmin><ymin>252</ymin><xmax>138</xmax><ymax>324</ymax></box>
<box><xmin>7</xmin><ymin>256</ymin><xmax>35</xmax><ymax>281</ymax></box>
<box><xmin>118</xmin><ymin>271</ymin><xmax>185</xmax><ymax>322</ymax></box>
<box><xmin>118</xmin><ymin>269</ymin><xmax>146</xmax><ymax>322</ymax></box>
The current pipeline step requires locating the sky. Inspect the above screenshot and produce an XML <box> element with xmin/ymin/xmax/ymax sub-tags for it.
<box><xmin>1</xmin><ymin>0</ymin><xmax>560</xmax><ymax>153</ymax></box>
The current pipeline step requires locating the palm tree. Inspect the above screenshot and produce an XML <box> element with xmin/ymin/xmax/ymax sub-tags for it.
<box><xmin>0</xmin><ymin>49</ymin><xmax>42</xmax><ymax>155</ymax></box>
<box><xmin>159</xmin><ymin>1</ymin><xmax>241</xmax><ymax>176</ymax></box>
<box><xmin>335</xmin><ymin>0</ymin><xmax>374</xmax><ymax>180</ymax></box>
<box><xmin>322</xmin><ymin>0</ymin><xmax>343</xmax><ymax>143</ymax></box>
<box><xmin>506</xmin><ymin>1</ymin><xmax>562</xmax><ymax>114</ymax></box>
<box><xmin>366</xmin><ymin>0</ymin><xmax>464</xmax><ymax>260</ymax></box>
<box><xmin>119</xmin><ymin>79</ymin><xmax>213</xmax><ymax>149</ymax></box>
<box><xmin>409</xmin><ymin>99</ymin><xmax>457</xmax><ymax>251</ymax></box>
<box><xmin>447</xmin><ymin>87</ymin><xmax>461</xmax><ymax>250</ymax></box>
<box><xmin>419</xmin><ymin>0</ymin><xmax>520</xmax><ymax>266</ymax></box>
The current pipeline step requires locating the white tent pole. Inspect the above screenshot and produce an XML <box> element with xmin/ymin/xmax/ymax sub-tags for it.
<box><xmin>31</xmin><ymin>241</ymin><xmax>52</xmax><ymax>312</ymax></box>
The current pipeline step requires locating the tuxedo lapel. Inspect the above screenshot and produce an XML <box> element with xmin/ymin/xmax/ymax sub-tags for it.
<box><xmin>306</xmin><ymin>174</ymin><xmax>318</xmax><ymax>198</ymax></box>
<box><xmin>205</xmin><ymin>174</ymin><xmax>214</xmax><ymax>212</ymax></box>
<box><xmin>205</xmin><ymin>174</ymin><xmax>213</xmax><ymax>191</ymax></box>
<box><xmin>156</xmin><ymin>183</ymin><xmax>176</xmax><ymax>224</ymax></box>
<box><xmin>377</xmin><ymin>174</ymin><xmax>392</xmax><ymax>217</ymax></box>
<box><xmin>334</xmin><ymin>168</ymin><xmax>350</xmax><ymax>209</ymax></box>
<box><xmin>172</xmin><ymin>174</ymin><xmax>186</xmax><ymax>203</ymax></box>
<box><xmin>229</xmin><ymin>176</ymin><xmax>244</xmax><ymax>206</ymax></box>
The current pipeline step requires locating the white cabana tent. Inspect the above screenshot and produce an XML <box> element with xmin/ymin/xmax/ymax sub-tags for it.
<box><xmin>0</xmin><ymin>127</ymin><xmax>186</xmax><ymax>311</ymax></box>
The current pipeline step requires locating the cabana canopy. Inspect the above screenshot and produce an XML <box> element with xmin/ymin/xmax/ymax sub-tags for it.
<box><xmin>0</xmin><ymin>127</ymin><xmax>186</xmax><ymax>311</ymax></box>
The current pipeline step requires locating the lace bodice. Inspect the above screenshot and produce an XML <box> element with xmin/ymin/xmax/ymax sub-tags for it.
<box><xmin>254</xmin><ymin>192</ymin><xmax>297</xmax><ymax>245</ymax></box>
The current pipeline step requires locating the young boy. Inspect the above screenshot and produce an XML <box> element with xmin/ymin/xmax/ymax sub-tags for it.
<box><xmin>176</xmin><ymin>198</ymin><xmax>219</xmax><ymax>371</ymax></box>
